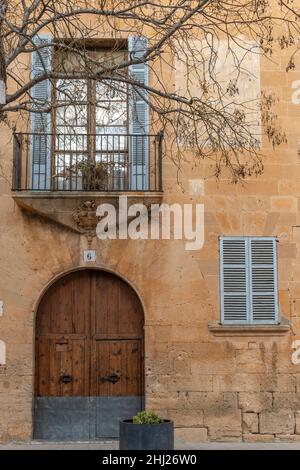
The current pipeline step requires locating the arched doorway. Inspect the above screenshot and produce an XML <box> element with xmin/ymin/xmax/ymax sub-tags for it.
<box><xmin>34</xmin><ymin>269</ymin><xmax>144</xmax><ymax>440</ymax></box>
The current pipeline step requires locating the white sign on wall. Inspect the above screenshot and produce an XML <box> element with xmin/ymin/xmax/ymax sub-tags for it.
<box><xmin>0</xmin><ymin>301</ymin><xmax>3</xmax><ymax>316</ymax></box>
<box><xmin>84</xmin><ymin>250</ymin><xmax>96</xmax><ymax>262</ymax></box>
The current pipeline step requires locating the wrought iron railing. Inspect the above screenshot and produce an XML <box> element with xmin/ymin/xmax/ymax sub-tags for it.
<box><xmin>12</xmin><ymin>132</ymin><xmax>163</xmax><ymax>192</ymax></box>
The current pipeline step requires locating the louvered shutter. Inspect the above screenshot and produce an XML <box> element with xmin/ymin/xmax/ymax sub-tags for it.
<box><xmin>30</xmin><ymin>34</ymin><xmax>52</xmax><ymax>190</ymax></box>
<box><xmin>249</xmin><ymin>238</ymin><xmax>278</xmax><ymax>323</ymax></box>
<box><xmin>220</xmin><ymin>238</ymin><xmax>249</xmax><ymax>323</ymax></box>
<box><xmin>220</xmin><ymin>237</ymin><xmax>278</xmax><ymax>324</ymax></box>
<box><xmin>128</xmin><ymin>36</ymin><xmax>149</xmax><ymax>190</ymax></box>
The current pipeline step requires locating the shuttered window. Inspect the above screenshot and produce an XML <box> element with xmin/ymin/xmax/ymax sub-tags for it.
<box><xmin>128</xmin><ymin>36</ymin><xmax>149</xmax><ymax>190</ymax></box>
<box><xmin>31</xmin><ymin>34</ymin><xmax>52</xmax><ymax>190</ymax></box>
<box><xmin>220</xmin><ymin>237</ymin><xmax>278</xmax><ymax>324</ymax></box>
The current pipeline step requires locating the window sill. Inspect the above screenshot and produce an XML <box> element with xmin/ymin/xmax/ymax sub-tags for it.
<box><xmin>208</xmin><ymin>321</ymin><xmax>290</xmax><ymax>337</ymax></box>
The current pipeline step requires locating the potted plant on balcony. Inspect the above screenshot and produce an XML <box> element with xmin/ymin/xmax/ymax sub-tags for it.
<box><xmin>78</xmin><ymin>160</ymin><xmax>109</xmax><ymax>191</ymax></box>
<box><xmin>53</xmin><ymin>159</ymin><xmax>109</xmax><ymax>191</ymax></box>
<box><xmin>119</xmin><ymin>411</ymin><xmax>174</xmax><ymax>450</ymax></box>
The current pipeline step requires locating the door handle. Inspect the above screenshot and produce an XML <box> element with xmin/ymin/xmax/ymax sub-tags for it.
<box><xmin>100</xmin><ymin>372</ymin><xmax>120</xmax><ymax>384</ymax></box>
<box><xmin>60</xmin><ymin>374</ymin><xmax>73</xmax><ymax>384</ymax></box>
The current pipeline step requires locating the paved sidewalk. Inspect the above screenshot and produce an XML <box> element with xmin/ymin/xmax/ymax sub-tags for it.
<box><xmin>1</xmin><ymin>441</ymin><xmax>300</xmax><ymax>450</ymax></box>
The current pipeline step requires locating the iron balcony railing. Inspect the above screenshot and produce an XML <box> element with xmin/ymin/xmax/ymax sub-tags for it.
<box><xmin>12</xmin><ymin>132</ymin><xmax>163</xmax><ymax>192</ymax></box>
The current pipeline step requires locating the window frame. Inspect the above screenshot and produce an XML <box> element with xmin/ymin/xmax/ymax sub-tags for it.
<box><xmin>52</xmin><ymin>46</ymin><xmax>129</xmax><ymax>162</ymax></box>
<box><xmin>220</xmin><ymin>236</ymin><xmax>279</xmax><ymax>325</ymax></box>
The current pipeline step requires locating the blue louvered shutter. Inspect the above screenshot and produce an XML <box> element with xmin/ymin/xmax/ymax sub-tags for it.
<box><xmin>220</xmin><ymin>237</ymin><xmax>278</xmax><ymax>324</ymax></box>
<box><xmin>220</xmin><ymin>238</ymin><xmax>248</xmax><ymax>324</ymax></box>
<box><xmin>249</xmin><ymin>238</ymin><xmax>278</xmax><ymax>323</ymax></box>
<box><xmin>30</xmin><ymin>34</ymin><xmax>52</xmax><ymax>190</ymax></box>
<box><xmin>128</xmin><ymin>36</ymin><xmax>149</xmax><ymax>190</ymax></box>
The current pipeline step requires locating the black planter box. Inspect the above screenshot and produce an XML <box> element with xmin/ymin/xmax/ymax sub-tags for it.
<box><xmin>119</xmin><ymin>419</ymin><xmax>174</xmax><ymax>450</ymax></box>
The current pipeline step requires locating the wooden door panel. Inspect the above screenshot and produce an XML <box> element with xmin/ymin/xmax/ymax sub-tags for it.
<box><xmin>92</xmin><ymin>271</ymin><xmax>143</xmax><ymax>338</ymax></box>
<box><xmin>36</xmin><ymin>271</ymin><xmax>91</xmax><ymax>335</ymax></box>
<box><xmin>93</xmin><ymin>340</ymin><xmax>142</xmax><ymax>396</ymax></box>
<box><xmin>35</xmin><ymin>337</ymin><xmax>50</xmax><ymax>396</ymax></box>
<box><xmin>35</xmin><ymin>337</ymin><xmax>88</xmax><ymax>397</ymax></box>
<box><xmin>36</xmin><ymin>270</ymin><xmax>144</xmax><ymax>398</ymax></box>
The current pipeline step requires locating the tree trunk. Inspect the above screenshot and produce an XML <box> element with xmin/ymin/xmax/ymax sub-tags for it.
<box><xmin>0</xmin><ymin>0</ymin><xmax>7</xmax><ymax>105</ymax></box>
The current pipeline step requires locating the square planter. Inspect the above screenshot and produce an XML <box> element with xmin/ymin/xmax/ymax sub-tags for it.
<box><xmin>119</xmin><ymin>419</ymin><xmax>174</xmax><ymax>450</ymax></box>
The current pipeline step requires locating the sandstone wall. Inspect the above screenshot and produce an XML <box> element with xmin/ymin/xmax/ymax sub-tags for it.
<box><xmin>1</xmin><ymin>17</ymin><xmax>300</xmax><ymax>444</ymax></box>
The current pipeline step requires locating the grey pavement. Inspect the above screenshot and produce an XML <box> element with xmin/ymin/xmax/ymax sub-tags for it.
<box><xmin>0</xmin><ymin>440</ymin><xmax>300</xmax><ymax>450</ymax></box>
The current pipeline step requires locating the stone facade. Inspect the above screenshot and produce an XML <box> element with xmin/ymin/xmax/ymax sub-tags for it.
<box><xmin>1</xmin><ymin>14</ymin><xmax>300</xmax><ymax>444</ymax></box>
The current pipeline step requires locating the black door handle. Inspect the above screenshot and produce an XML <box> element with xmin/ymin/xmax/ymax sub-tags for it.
<box><xmin>60</xmin><ymin>374</ymin><xmax>73</xmax><ymax>384</ymax></box>
<box><xmin>100</xmin><ymin>372</ymin><xmax>120</xmax><ymax>384</ymax></box>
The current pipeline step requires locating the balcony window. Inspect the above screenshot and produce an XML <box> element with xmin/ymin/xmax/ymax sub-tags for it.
<box><xmin>12</xmin><ymin>36</ymin><xmax>162</xmax><ymax>193</ymax></box>
<box><xmin>53</xmin><ymin>49</ymin><xmax>128</xmax><ymax>191</ymax></box>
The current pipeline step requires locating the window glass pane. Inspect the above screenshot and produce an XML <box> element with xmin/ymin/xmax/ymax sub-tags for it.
<box><xmin>96</xmin><ymin>80</ymin><xmax>127</xmax><ymax>101</ymax></box>
<box><xmin>56</xmin><ymin>126</ymin><xmax>87</xmax><ymax>135</ymax></box>
<box><xmin>56</xmin><ymin>131</ymin><xmax>88</xmax><ymax>151</ymax></box>
<box><xmin>95</xmin><ymin>154</ymin><xmax>127</xmax><ymax>163</ymax></box>
<box><xmin>96</xmin><ymin>102</ymin><xmax>127</xmax><ymax>126</ymax></box>
<box><xmin>95</xmin><ymin>129</ymin><xmax>127</xmax><ymax>151</ymax></box>
<box><xmin>56</xmin><ymin>105</ymin><xmax>87</xmax><ymax>127</ymax></box>
<box><xmin>56</xmin><ymin>79</ymin><xmax>87</xmax><ymax>102</ymax></box>
<box><xmin>96</xmin><ymin>126</ymin><xmax>127</xmax><ymax>135</ymax></box>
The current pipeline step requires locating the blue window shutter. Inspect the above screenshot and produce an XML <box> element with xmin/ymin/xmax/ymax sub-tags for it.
<box><xmin>30</xmin><ymin>34</ymin><xmax>52</xmax><ymax>190</ymax></box>
<box><xmin>128</xmin><ymin>36</ymin><xmax>149</xmax><ymax>190</ymax></box>
<box><xmin>249</xmin><ymin>238</ymin><xmax>278</xmax><ymax>323</ymax></box>
<box><xmin>220</xmin><ymin>238</ymin><xmax>249</xmax><ymax>324</ymax></box>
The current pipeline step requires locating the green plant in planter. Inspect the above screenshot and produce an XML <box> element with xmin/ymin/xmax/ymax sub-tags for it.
<box><xmin>120</xmin><ymin>410</ymin><xmax>173</xmax><ymax>449</ymax></box>
<box><xmin>132</xmin><ymin>411</ymin><xmax>164</xmax><ymax>425</ymax></box>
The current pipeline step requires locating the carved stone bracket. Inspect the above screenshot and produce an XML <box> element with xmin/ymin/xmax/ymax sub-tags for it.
<box><xmin>12</xmin><ymin>191</ymin><xmax>163</xmax><ymax>242</ymax></box>
<box><xmin>72</xmin><ymin>200</ymin><xmax>98</xmax><ymax>244</ymax></box>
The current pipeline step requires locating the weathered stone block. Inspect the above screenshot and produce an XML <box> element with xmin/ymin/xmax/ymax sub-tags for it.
<box><xmin>292</xmin><ymin>299</ymin><xmax>300</xmax><ymax>316</ymax></box>
<box><xmin>260</xmin><ymin>410</ymin><xmax>295</xmax><ymax>434</ymax></box>
<box><xmin>295</xmin><ymin>412</ymin><xmax>300</xmax><ymax>434</ymax></box>
<box><xmin>239</xmin><ymin>392</ymin><xmax>272</xmax><ymax>413</ymax></box>
<box><xmin>213</xmin><ymin>374</ymin><xmax>260</xmax><ymax>392</ymax></box>
<box><xmin>260</xmin><ymin>374</ymin><xmax>296</xmax><ymax>392</ymax></box>
<box><xmin>172</xmin><ymin>351</ymin><xmax>191</xmax><ymax>374</ymax></box>
<box><xmin>293</xmin><ymin>228</ymin><xmax>300</xmax><ymax>247</ymax></box>
<box><xmin>279</xmin><ymin>290</ymin><xmax>290</xmax><ymax>316</ymax></box>
<box><xmin>147</xmin><ymin>325</ymin><xmax>173</xmax><ymax>343</ymax></box>
<box><xmin>146</xmin><ymin>393</ymin><xmax>183</xmax><ymax>411</ymax></box>
<box><xmin>205</xmin><ymin>411</ymin><xmax>242</xmax><ymax>440</ymax></box>
<box><xmin>175</xmin><ymin>427</ymin><xmax>208</xmax><ymax>445</ymax></box>
<box><xmin>273</xmin><ymin>392</ymin><xmax>300</xmax><ymax>410</ymax></box>
<box><xmin>274</xmin><ymin>434</ymin><xmax>300</xmax><ymax>442</ymax></box>
<box><xmin>146</xmin><ymin>358</ymin><xmax>174</xmax><ymax>375</ymax></box>
<box><xmin>241</xmin><ymin>212</ymin><xmax>267</xmax><ymax>234</ymax></box>
<box><xmin>190</xmin><ymin>342</ymin><xmax>235</xmax><ymax>374</ymax></box>
<box><xmin>271</xmin><ymin>196</ymin><xmax>297</xmax><ymax>213</ymax></box>
<box><xmin>242</xmin><ymin>413</ymin><xmax>259</xmax><ymax>434</ymax></box>
<box><xmin>235</xmin><ymin>349</ymin><xmax>265</xmax><ymax>374</ymax></box>
<box><xmin>168</xmin><ymin>410</ymin><xmax>204</xmax><ymax>427</ymax></box>
<box><xmin>167</xmin><ymin>375</ymin><xmax>213</xmax><ymax>392</ymax></box>
<box><xmin>243</xmin><ymin>434</ymin><xmax>274</xmax><ymax>442</ymax></box>
<box><xmin>277</xmin><ymin>375</ymin><xmax>296</xmax><ymax>393</ymax></box>
<box><xmin>186</xmin><ymin>392</ymin><xmax>238</xmax><ymax>413</ymax></box>
<box><xmin>277</xmin><ymin>243</ymin><xmax>297</xmax><ymax>259</ymax></box>
<box><xmin>172</xmin><ymin>325</ymin><xmax>201</xmax><ymax>342</ymax></box>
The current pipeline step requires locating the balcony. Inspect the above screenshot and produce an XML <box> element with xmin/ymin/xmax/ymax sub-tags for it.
<box><xmin>12</xmin><ymin>132</ymin><xmax>163</xmax><ymax>235</ymax></box>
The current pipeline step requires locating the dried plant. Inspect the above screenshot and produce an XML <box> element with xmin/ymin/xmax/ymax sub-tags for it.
<box><xmin>0</xmin><ymin>1</ymin><xmax>300</xmax><ymax>181</ymax></box>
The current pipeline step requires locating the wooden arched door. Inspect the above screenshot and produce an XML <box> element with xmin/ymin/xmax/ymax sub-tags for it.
<box><xmin>34</xmin><ymin>270</ymin><xmax>144</xmax><ymax>440</ymax></box>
